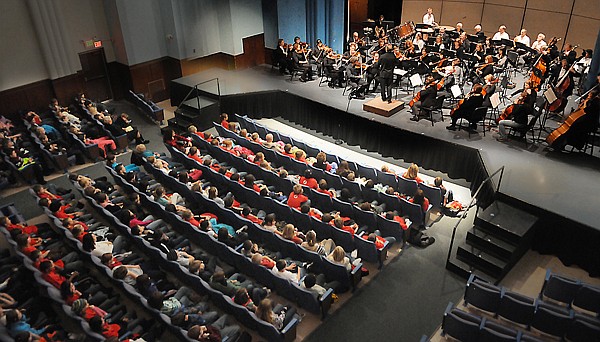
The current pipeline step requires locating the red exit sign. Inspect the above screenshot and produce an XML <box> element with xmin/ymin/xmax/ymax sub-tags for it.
<box><xmin>94</xmin><ymin>40</ymin><xmax>102</xmax><ymax>48</ymax></box>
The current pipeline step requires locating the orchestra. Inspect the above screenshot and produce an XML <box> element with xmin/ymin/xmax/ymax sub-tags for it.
<box><xmin>270</xmin><ymin>7</ymin><xmax>595</xmax><ymax>149</ymax></box>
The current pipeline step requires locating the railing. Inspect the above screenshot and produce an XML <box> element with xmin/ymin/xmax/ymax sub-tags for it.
<box><xmin>176</xmin><ymin>77</ymin><xmax>221</xmax><ymax>115</ymax></box>
<box><xmin>445</xmin><ymin>166</ymin><xmax>505</xmax><ymax>266</ymax></box>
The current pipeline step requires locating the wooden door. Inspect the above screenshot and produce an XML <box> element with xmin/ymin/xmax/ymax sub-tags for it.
<box><xmin>78</xmin><ymin>48</ymin><xmax>112</xmax><ymax>102</ymax></box>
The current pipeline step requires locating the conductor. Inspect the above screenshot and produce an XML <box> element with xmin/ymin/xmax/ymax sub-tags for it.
<box><xmin>378</xmin><ymin>44</ymin><xmax>397</xmax><ymax>103</ymax></box>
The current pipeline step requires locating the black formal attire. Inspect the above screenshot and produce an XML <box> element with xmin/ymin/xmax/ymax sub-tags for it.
<box><xmin>378</xmin><ymin>51</ymin><xmax>397</xmax><ymax>101</ymax></box>
<box><xmin>561</xmin><ymin>50</ymin><xmax>577</xmax><ymax>65</ymax></box>
<box><xmin>345</xmin><ymin>65</ymin><xmax>367</xmax><ymax>99</ymax></box>
<box><xmin>411</xmin><ymin>84</ymin><xmax>438</xmax><ymax>117</ymax></box>
<box><xmin>449</xmin><ymin>93</ymin><xmax>485</xmax><ymax>126</ymax></box>
<box><xmin>324</xmin><ymin>57</ymin><xmax>344</xmax><ymax>88</ymax></box>
<box><xmin>549</xmin><ymin>66</ymin><xmax>575</xmax><ymax>112</ymax></box>
<box><xmin>482</xmin><ymin>84</ymin><xmax>497</xmax><ymax>108</ymax></box>
<box><xmin>292</xmin><ymin>50</ymin><xmax>313</xmax><ymax>81</ymax></box>
<box><xmin>274</xmin><ymin>45</ymin><xmax>292</xmax><ymax>74</ymax></box>
<box><xmin>476</xmin><ymin>31</ymin><xmax>486</xmax><ymax>40</ymax></box>
<box><xmin>366</xmin><ymin>61</ymin><xmax>380</xmax><ymax>92</ymax></box>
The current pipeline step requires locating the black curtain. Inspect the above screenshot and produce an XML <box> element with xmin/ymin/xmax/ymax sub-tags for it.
<box><xmin>221</xmin><ymin>90</ymin><xmax>495</xmax><ymax>207</ymax></box>
<box><xmin>368</xmin><ymin>0</ymin><xmax>402</xmax><ymax>26</ymax></box>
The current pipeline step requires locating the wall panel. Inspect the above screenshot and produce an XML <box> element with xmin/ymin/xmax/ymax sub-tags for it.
<box><xmin>484</xmin><ymin>0</ymin><xmax>525</xmax><ymax>7</ymax></box>
<box><xmin>401</xmin><ymin>1</ymin><xmax>443</xmax><ymax>25</ymax></box>
<box><xmin>527</xmin><ymin>0</ymin><xmax>574</xmax><ymax>14</ymax></box>
<box><xmin>565</xmin><ymin>17</ymin><xmax>600</xmax><ymax>53</ymax></box>
<box><xmin>439</xmin><ymin>2</ymin><xmax>484</xmax><ymax>30</ymax></box>
<box><xmin>572</xmin><ymin>0</ymin><xmax>600</xmax><ymax>20</ymax></box>
<box><xmin>481</xmin><ymin>4</ymin><xmax>524</xmax><ymax>37</ymax></box>
<box><xmin>523</xmin><ymin>9</ymin><xmax>571</xmax><ymax>46</ymax></box>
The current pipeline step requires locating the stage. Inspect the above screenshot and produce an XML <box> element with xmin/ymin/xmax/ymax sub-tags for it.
<box><xmin>171</xmin><ymin>65</ymin><xmax>600</xmax><ymax>273</ymax></box>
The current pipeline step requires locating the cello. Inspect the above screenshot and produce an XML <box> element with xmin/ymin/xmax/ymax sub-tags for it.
<box><xmin>547</xmin><ymin>63</ymin><xmax>574</xmax><ymax>112</ymax></box>
<box><xmin>546</xmin><ymin>85</ymin><xmax>600</xmax><ymax>148</ymax></box>
<box><xmin>408</xmin><ymin>77</ymin><xmax>437</xmax><ymax>107</ymax></box>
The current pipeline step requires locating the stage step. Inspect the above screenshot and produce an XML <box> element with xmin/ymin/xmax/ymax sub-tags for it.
<box><xmin>447</xmin><ymin>200</ymin><xmax>538</xmax><ymax>283</ymax></box>
<box><xmin>474</xmin><ymin>201</ymin><xmax>538</xmax><ymax>245</ymax></box>
<box><xmin>446</xmin><ymin>257</ymin><xmax>497</xmax><ymax>284</ymax></box>
<box><xmin>457</xmin><ymin>245</ymin><xmax>507</xmax><ymax>279</ymax></box>
<box><xmin>466</xmin><ymin>227</ymin><xmax>516</xmax><ymax>261</ymax></box>
<box><xmin>174</xmin><ymin>95</ymin><xmax>220</xmax><ymax>131</ymax></box>
<box><xmin>167</xmin><ymin>117</ymin><xmax>191</xmax><ymax>133</ymax></box>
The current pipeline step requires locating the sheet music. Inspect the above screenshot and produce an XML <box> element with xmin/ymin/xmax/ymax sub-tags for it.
<box><xmin>450</xmin><ymin>85</ymin><xmax>462</xmax><ymax>98</ymax></box>
<box><xmin>544</xmin><ymin>88</ymin><xmax>557</xmax><ymax>103</ymax></box>
<box><xmin>410</xmin><ymin>74</ymin><xmax>423</xmax><ymax>87</ymax></box>
<box><xmin>490</xmin><ymin>93</ymin><xmax>501</xmax><ymax>109</ymax></box>
<box><xmin>394</xmin><ymin>69</ymin><xmax>407</xmax><ymax>76</ymax></box>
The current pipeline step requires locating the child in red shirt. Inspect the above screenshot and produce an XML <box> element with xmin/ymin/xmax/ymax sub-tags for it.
<box><xmin>287</xmin><ymin>184</ymin><xmax>309</xmax><ymax>209</ymax></box>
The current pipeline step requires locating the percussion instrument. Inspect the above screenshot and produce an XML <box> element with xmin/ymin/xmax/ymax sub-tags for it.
<box><xmin>439</xmin><ymin>25</ymin><xmax>455</xmax><ymax>32</ymax></box>
<box><xmin>416</xmin><ymin>28</ymin><xmax>434</xmax><ymax>34</ymax></box>
<box><xmin>397</xmin><ymin>22</ymin><xmax>416</xmax><ymax>40</ymax></box>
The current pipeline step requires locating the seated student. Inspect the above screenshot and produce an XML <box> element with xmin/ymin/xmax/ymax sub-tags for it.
<box><xmin>261</xmin><ymin>133</ymin><xmax>284</xmax><ymax>152</ymax></box>
<box><xmin>410</xmin><ymin>189</ymin><xmax>430</xmax><ymax>213</ymax></box>
<box><xmin>233</xmin><ymin>287</ymin><xmax>257</xmax><ymax>312</ymax></box>
<box><xmin>0</xmin><ymin>216</ymin><xmax>38</xmax><ymax>235</ymax></box>
<box><xmin>333</xmin><ymin>217</ymin><xmax>361</xmax><ymax>236</ymax></box>
<box><xmin>287</xmin><ymin>184</ymin><xmax>309</xmax><ymax>209</ymax></box>
<box><xmin>312</xmin><ymin>151</ymin><xmax>337</xmax><ymax>172</ymax></box>
<box><xmin>187</xmin><ymin>315</ymin><xmax>241</xmax><ymax>342</ymax></box>
<box><xmin>219</xmin><ymin>113</ymin><xmax>230</xmax><ymax>130</ymax></box>
<box><xmin>241</xmin><ymin>207</ymin><xmax>263</xmax><ymax>225</ymax></box>
<box><xmin>299</xmin><ymin>169</ymin><xmax>318</xmax><ymax>189</ymax></box>
<box><xmin>301</xmin><ymin>230</ymin><xmax>336</xmax><ymax>255</ymax></box>
<box><xmin>148</xmin><ymin>286</ymin><xmax>212</xmax><ymax>317</ymax></box>
<box><xmin>105</xmin><ymin>113</ymin><xmax>149</xmax><ymax>145</ymax></box>
<box><xmin>112</xmin><ymin>264</ymin><xmax>144</xmax><ymax>286</ymax></box>
<box><xmin>316</xmin><ymin>179</ymin><xmax>336</xmax><ymax>198</ymax></box>
<box><xmin>301</xmin><ymin>273</ymin><xmax>341</xmax><ymax>296</ymax></box>
<box><xmin>281</xmin><ymin>143</ymin><xmax>296</xmax><ymax>158</ymax></box>
<box><xmin>281</xmin><ymin>224</ymin><xmax>304</xmax><ymax>244</ymax></box>
<box><xmin>327</xmin><ymin>246</ymin><xmax>361</xmax><ymax>271</ymax></box>
<box><xmin>251</xmin><ymin>252</ymin><xmax>276</xmax><ymax>270</ymax></box>
<box><xmin>39</xmin><ymin>260</ymin><xmax>79</xmax><ymax>289</ymax></box>
<box><xmin>71</xmin><ymin>298</ymin><xmax>126</xmax><ymax>322</ymax></box>
<box><xmin>261</xmin><ymin>214</ymin><xmax>281</xmax><ymax>234</ymax></box>
<box><xmin>255</xmin><ymin>298</ymin><xmax>298</xmax><ymax>331</ymax></box>
<box><xmin>432</xmin><ymin>176</ymin><xmax>453</xmax><ymax>205</ymax></box>
<box><xmin>260</xmin><ymin>187</ymin><xmax>288</xmax><ymax>203</ymax></box>
<box><xmin>82</xmin><ymin>233</ymin><xmax>127</xmax><ymax>258</ymax></box>
<box><xmin>402</xmin><ymin>163</ymin><xmax>424</xmax><ymax>184</ymax></box>
<box><xmin>4</xmin><ymin>309</ymin><xmax>47</xmax><ymax>338</ymax></box>
<box><xmin>362</xmin><ymin>230</ymin><xmax>396</xmax><ymax>249</ymax></box>
<box><xmin>380</xmin><ymin>164</ymin><xmax>397</xmax><ymax>175</ymax></box>
<box><xmin>384</xmin><ymin>211</ymin><xmax>409</xmax><ymax>231</ymax></box>
<box><xmin>242</xmin><ymin>174</ymin><xmax>265</xmax><ymax>193</ymax></box>
<box><xmin>163</xmin><ymin>128</ymin><xmax>192</xmax><ymax>152</ymax></box>
<box><xmin>300</xmin><ymin>203</ymin><xmax>323</xmax><ymax>220</ymax></box>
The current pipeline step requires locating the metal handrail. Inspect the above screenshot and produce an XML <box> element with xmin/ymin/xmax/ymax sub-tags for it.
<box><xmin>175</xmin><ymin>78</ymin><xmax>221</xmax><ymax>115</ymax></box>
<box><xmin>445</xmin><ymin>166</ymin><xmax>505</xmax><ymax>265</ymax></box>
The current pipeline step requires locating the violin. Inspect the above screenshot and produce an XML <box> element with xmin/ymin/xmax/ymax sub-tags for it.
<box><xmin>496</xmin><ymin>91</ymin><xmax>527</xmax><ymax>123</ymax></box>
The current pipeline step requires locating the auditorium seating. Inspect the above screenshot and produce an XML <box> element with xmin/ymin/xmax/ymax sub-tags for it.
<box><xmin>128</xmin><ymin>90</ymin><xmax>165</xmax><ymax>124</ymax></box>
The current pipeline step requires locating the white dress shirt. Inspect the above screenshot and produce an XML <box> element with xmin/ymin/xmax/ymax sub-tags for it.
<box><xmin>492</xmin><ymin>32</ymin><xmax>510</xmax><ymax>41</ymax></box>
<box><xmin>422</xmin><ymin>13</ymin><xmax>435</xmax><ymax>25</ymax></box>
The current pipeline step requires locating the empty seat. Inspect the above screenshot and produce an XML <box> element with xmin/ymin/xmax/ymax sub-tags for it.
<box><xmin>530</xmin><ymin>301</ymin><xmax>573</xmax><ymax>339</ymax></box>
<box><xmin>419</xmin><ymin>183</ymin><xmax>443</xmax><ymax>208</ymax></box>
<box><xmin>572</xmin><ymin>284</ymin><xmax>600</xmax><ymax>315</ymax></box>
<box><xmin>398</xmin><ymin>176</ymin><xmax>418</xmax><ymax>196</ymax></box>
<box><xmin>565</xmin><ymin>314</ymin><xmax>600</xmax><ymax>342</ymax></box>
<box><xmin>497</xmin><ymin>290</ymin><xmax>536</xmax><ymax>327</ymax></box>
<box><xmin>357</xmin><ymin>163</ymin><xmax>377</xmax><ymax>181</ymax></box>
<box><xmin>464</xmin><ymin>275</ymin><xmax>502</xmax><ymax>314</ymax></box>
<box><xmin>479</xmin><ymin>319</ymin><xmax>519</xmax><ymax>342</ymax></box>
<box><xmin>541</xmin><ymin>270</ymin><xmax>581</xmax><ymax>306</ymax></box>
<box><xmin>442</xmin><ymin>305</ymin><xmax>482</xmax><ymax>342</ymax></box>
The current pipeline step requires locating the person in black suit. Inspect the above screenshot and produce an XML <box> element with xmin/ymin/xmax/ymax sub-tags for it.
<box><xmin>561</xmin><ymin>44</ymin><xmax>577</xmax><ymax>65</ymax></box>
<box><xmin>410</xmin><ymin>75</ymin><xmax>438</xmax><ymax>121</ymax></box>
<box><xmin>292</xmin><ymin>44</ymin><xmax>313</xmax><ymax>82</ymax></box>
<box><xmin>446</xmin><ymin>84</ymin><xmax>485</xmax><ymax>131</ymax></box>
<box><xmin>378</xmin><ymin>45</ymin><xmax>397</xmax><ymax>103</ymax></box>
<box><xmin>274</xmin><ymin>39</ymin><xmax>292</xmax><ymax>74</ymax></box>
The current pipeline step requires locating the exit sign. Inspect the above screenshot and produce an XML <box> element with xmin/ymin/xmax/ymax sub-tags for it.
<box><xmin>84</xmin><ymin>39</ymin><xmax>94</xmax><ymax>48</ymax></box>
<box><xmin>94</xmin><ymin>40</ymin><xmax>102</xmax><ymax>48</ymax></box>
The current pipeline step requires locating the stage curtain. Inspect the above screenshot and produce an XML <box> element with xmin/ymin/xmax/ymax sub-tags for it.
<box><xmin>221</xmin><ymin>90</ymin><xmax>495</xmax><ymax>207</ymax></box>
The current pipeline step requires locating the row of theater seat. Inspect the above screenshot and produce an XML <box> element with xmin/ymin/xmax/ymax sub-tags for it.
<box><xmin>187</xmin><ymin>129</ymin><xmax>401</xmax><ymax>262</ymax></box>
<box><xmin>0</xmin><ymin>213</ymin><xmax>106</xmax><ymax>341</ymax></box>
<box><xmin>211</xmin><ymin>119</ymin><xmax>440</xmax><ymax>228</ymax></box>
<box><xmin>232</xmin><ymin>113</ymin><xmax>445</xmax><ymax>205</ymax></box>
<box><xmin>100</xmin><ymin>165</ymin><xmax>300</xmax><ymax>341</ymax></box>
<box><xmin>137</xmin><ymin>155</ymin><xmax>339</xmax><ymax>317</ymax></box>
<box><xmin>441</xmin><ymin>273</ymin><xmax>600</xmax><ymax>341</ymax></box>
<box><xmin>30</xmin><ymin>188</ymin><xmax>201</xmax><ymax>342</ymax></box>
<box><xmin>163</xmin><ymin>143</ymin><xmax>374</xmax><ymax>276</ymax></box>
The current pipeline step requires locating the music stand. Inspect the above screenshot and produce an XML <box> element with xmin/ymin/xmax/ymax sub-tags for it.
<box><xmin>442</xmin><ymin>50</ymin><xmax>456</xmax><ymax>59</ymax></box>
<box><xmin>409</xmin><ymin>74</ymin><xmax>423</xmax><ymax>96</ymax></box>
<box><xmin>468</xmin><ymin>34</ymin><xmax>485</xmax><ymax>43</ymax></box>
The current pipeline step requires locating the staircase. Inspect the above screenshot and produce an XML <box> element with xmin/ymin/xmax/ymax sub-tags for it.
<box><xmin>168</xmin><ymin>78</ymin><xmax>221</xmax><ymax>132</ymax></box>
<box><xmin>447</xmin><ymin>200</ymin><xmax>538</xmax><ymax>284</ymax></box>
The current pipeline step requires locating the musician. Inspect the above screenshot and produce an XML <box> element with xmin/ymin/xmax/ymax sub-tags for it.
<box><xmin>292</xmin><ymin>44</ymin><xmax>314</xmax><ymax>82</ymax></box>
<box><xmin>312</xmin><ymin>39</ymin><xmax>326</xmax><ymax>76</ymax></box>
<box><xmin>514</xmin><ymin>29</ymin><xmax>530</xmax><ymax>47</ymax></box>
<box><xmin>404</xmin><ymin>40</ymin><xmax>418</xmax><ymax>58</ymax></box>
<box><xmin>366</xmin><ymin>52</ymin><xmax>381</xmax><ymax>93</ymax></box>
<box><xmin>484</xmin><ymin>37</ymin><xmax>496</xmax><ymax>55</ymax></box>
<box><xmin>438</xmin><ymin>27</ymin><xmax>451</xmax><ymax>47</ymax></box>
<box><xmin>474</xmin><ymin>25</ymin><xmax>486</xmax><ymax>40</ymax></box>
<box><xmin>455</xmin><ymin>22</ymin><xmax>464</xmax><ymax>34</ymax></box>
<box><xmin>446</xmin><ymin>84</ymin><xmax>485</xmax><ymax>131</ymax></box>
<box><xmin>496</xmin><ymin>80</ymin><xmax>537</xmax><ymax>141</ymax></box>
<box><xmin>423</xmin><ymin>8</ymin><xmax>435</xmax><ymax>26</ymax></box>
<box><xmin>370</xmin><ymin>38</ymin><xmax>386</xmax><ymax>56</ymax></box>
<box><xmin>452</xmin><ymin>40</ymin><xmax>465</xmax><ymax>59</ymax></box>
<box><xmin>492</xmin><ymin>25</ymin><xmax>509</xmax><ymax>41</ymax></box>
<box><xmin>410</xmin><ymin>75</ymin><xmax>437</xmax><ymax>121</ymax></box>
<box><xmin>348</xmin><ymin>32</ymin><xmax>366</xmax><ymax>53</ymax></box>
<box><xmin>274</xmin><ymin>39</ymin><xmax>293</xmax><ymax>74</ymax></box>
<box><xmin>324</xmin><ymin>48</ymin><xmax>344</xmax><ymax>88</ymax></box>
<box><xmin>561</xmin><ymin>44</ymin><xmax>577</xmax><ymax>65</ymax></box>
<box><xmin>459</xmin><ymin>33</ymin><xmax>471</xmax><ymax>53</ymax></box>
<box><xmin>477</xmin><ymin>55</ymin><xmax>495</xmax><ymax>80</ymax></box>
<box><xmin>531</xmin><ymin>33</ymin><xmax>547</xmax><ymax>52</ymax></box>
<box><xmin>413</xmin><ymin>32</ymin><xmax>425</xmax><ymax>52</ymax></box>
<box><xmin>432</xmin><ymin>35</ymin><xmax>445</xmax><ymax>52</ymax></box>
<box><xmin>345</xmin><ymin>57</ymin><xmax>368</xmax><ymax>99</ymax></box>
<box><xmin>378</xmin><ymin>44</ymin><xmax>398</xmax><ymax>103</ymax></box>
<box><xmin>343</xmin><ymin>43</ymin><xmax>360</xmax><ymax>62</ymax></box>
<box><xmin>573</xmin><ymin>49</ymin><xmax>592</xmax><ymax>76</ymax></box>
<box><xmin>375</xmin><ymin>15</ymin><xmax>387</xmax><ymax>39</ymax></box>
<box><xmin>549</xmin><ymin>58</ymin><xmax>576</xmax><ymax>113</ymax></box>
<box><xmin>550</xmin><ymin>89</ymin><xmax>600</xmax><ymax>151</ymax></box>
<box><xmin>473</xmin><ymin>43</ymin><xmax>485</xmax><ymax>62</ymax></box>
<box><xmin>482</xmin><ymin>74</ymin><xmax>498</xmax><ymax>108</ymax></box>
<box><xmin>495</xmin><ymin>47</ymin><xmax>508</xmax><ymax>71</ymax></box>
